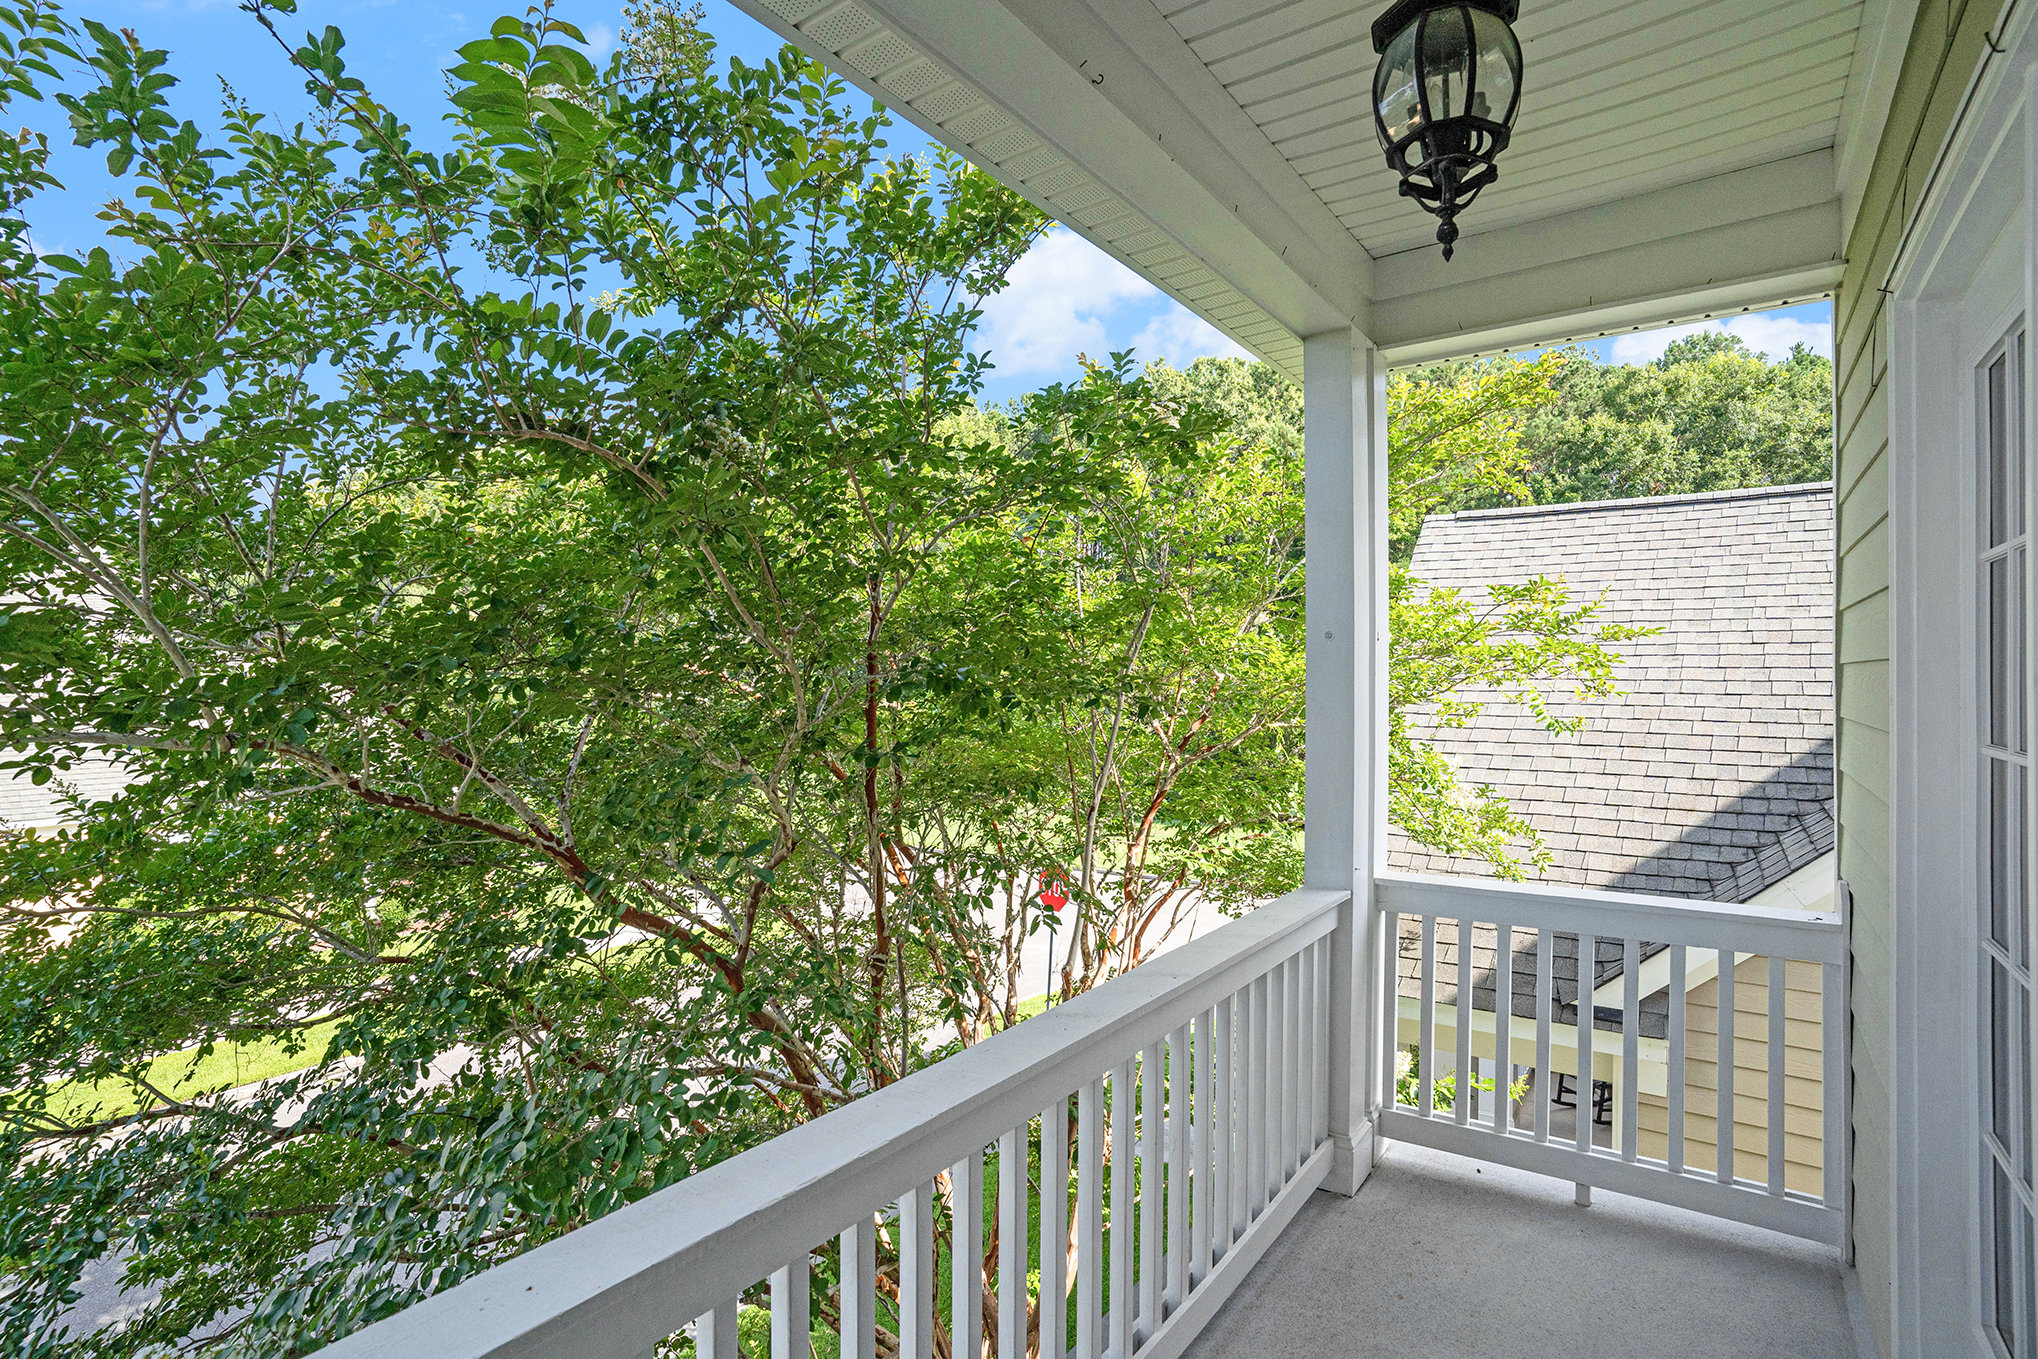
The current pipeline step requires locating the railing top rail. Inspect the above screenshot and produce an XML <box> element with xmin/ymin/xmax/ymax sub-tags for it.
<box><xmin>315</xmin><ymin>887</ymin><xmax>1346</xmax><ymax>1359</ymax></box>
<box><xmin>1373</xmin><ymin>871</ymin><xmax>1846</xmax><ymax>963</ymax></box>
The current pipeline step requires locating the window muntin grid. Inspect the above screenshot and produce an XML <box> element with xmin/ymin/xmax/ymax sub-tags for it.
<box><xmin>1978</xmin><ymin>329</ymin><xmax>2037</xmax><ymax>1359</ymax></box>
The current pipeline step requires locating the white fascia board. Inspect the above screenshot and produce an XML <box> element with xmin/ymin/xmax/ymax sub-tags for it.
<box><xmin>992</xmin><ymin>0</ymin><xmax>1372</xmax><ymax>331</ymax></box>
<box><xmin>751</xmin><ymin>0</ymin><xmax>1364</xmax><ymax>340</ymax></box>
<box><xmin>1370</xmin><ymin>151</ymin><xmax>1846</xmax><ymax>365</ymax></box>
<box><xmin>1834</xmin><ymin>0</ymin><xmax>1927</xmax><ymax>237</ymax></box>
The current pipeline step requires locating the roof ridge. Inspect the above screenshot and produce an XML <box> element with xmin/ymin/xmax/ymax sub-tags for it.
<box><xmin>1431</xmin><ymin>480</ymin><xmax>1834</xmax><ymax>525</ymax></box>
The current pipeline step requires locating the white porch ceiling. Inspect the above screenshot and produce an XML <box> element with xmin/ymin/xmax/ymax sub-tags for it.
<box><xmin>730</xmin><ymin>0</ymin><xmax>1907</xmax><ymax>368</ymax></box>
<box><xmin>1165</xmin><ymin>0</ymin><xmax>1862</xmax><ymax>257</ymax></box>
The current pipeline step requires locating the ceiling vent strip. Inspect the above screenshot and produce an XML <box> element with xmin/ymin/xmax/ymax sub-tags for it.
<box><xmin>799</xmin><ymin>2</ymin><xmax>878</xmax><ymax>54</ymax></box>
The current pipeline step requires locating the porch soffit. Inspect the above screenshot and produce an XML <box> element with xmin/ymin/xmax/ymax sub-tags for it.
<box><xmin>730</xmin><ymin>0</ymin><xmax>1886</xmax><ymax>369</ymax></box>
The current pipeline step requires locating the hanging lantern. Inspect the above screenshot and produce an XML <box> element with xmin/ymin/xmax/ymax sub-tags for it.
<box><xmin>1371</xmin><ymin>0</ymin><xmax>1524</xmax><ymax>260</ymax></box>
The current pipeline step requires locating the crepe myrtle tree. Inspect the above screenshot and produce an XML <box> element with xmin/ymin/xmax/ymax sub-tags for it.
<box><xmin>0</xmin><ymin>2</ymin><xmax>1644</xmax><ymax>1353</ymax></box>
<box><xmin>0</xmin><ymin>4</ymin><xmax>1250</xmax><ymax>1351</ymax></box>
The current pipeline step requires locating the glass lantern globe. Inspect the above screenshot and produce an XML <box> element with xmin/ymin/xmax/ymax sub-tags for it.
<box><xmin>1371</xmin><ymin>0</ymin><xmax>1523</xmax><ymax>260</ymax></box>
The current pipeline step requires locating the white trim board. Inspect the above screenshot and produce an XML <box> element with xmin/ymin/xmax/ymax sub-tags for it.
<box><xmin>1884</xmin><ymin>5</ymin><xmax>2038</xmax><ymax>1351</ymax></box>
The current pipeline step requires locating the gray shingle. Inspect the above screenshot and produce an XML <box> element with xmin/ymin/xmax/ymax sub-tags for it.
<box><xmin>1387</xmin><ymin>482</ymin><xmax>1835</xmax><ymax>908</ymax></box>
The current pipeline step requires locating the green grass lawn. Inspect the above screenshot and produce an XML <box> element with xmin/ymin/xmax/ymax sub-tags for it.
<box><xmin>41</xmin><ymin>1020</ymin><xmax>342</xmax><ymax>1125</ymax></box>
<box><xmin>44</xmin><ymin>991</ymin><xmax>1053</xmax><ymax>1129</ymax></box>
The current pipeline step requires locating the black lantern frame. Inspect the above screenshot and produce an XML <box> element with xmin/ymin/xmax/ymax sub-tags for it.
<box><xmin>1371</xmin><ymin>0</ymin><xmax>1523</xmax><ymax>260</ymax></box>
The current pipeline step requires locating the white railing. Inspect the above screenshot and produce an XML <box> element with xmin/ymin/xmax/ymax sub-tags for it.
<box><xmin>315</xmin><ymin>888</ymin><xmax>1345</xmax><ymax>1359</ymax></box>
<box><xmin>1372</xmin><ymin>872</ymin><xmax>1849</xmax><ymax>1246</ymax></box>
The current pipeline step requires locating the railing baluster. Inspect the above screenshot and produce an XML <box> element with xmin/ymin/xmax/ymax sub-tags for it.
<box><xmin>1767</xmin><ymin>954</ymin><xmax>1787</xmax><ymax>1196</ymax></box>
<box><xmin>1822</xmin><ymin>958</ymin><xmax>1846</xmax><ymax>1210</ymax></box>
<box><xmin>1044</xmin><ymin>1097</ymin><xmax>1070</xmax><ymax>1359</ymax></box>
<box><xmin>771</xmin><ymin>1256</ymin><xmax>810</xmax><ymax>1359</ymax></box>
<box><xmin>1576</xmin><ymin>931</ymin><xmax>1596</xmax><ymax>1158</ymax></box>
<box><xmin>841</xmin><ymin>1214</ymin><xmax>877</xmax><ymax>1359</ymax></box>
<box><xmin>1315</xmin><ymin>938</ymin><xmax>1332</xmax><ymax>1145</ymax></box>
<box><xmin>1455</xmin><ymin>916</ymin><xmax>1474</xmax><ymax>1127</ymax></box>
<box><xmin>1295</xmin><ymin>949</ymin><xmax>1313</xmax><ymax>1163</ymax></box>
<box><xmin>1077</xmin><ymin>1078</ymin><xmax>1104</xmax><ymax>1359</ymax></box>
<box><xmin>1718</xmin><ymin>947</ymin><xmax>1737</xmax><ymax>1186</ymax></box>
<box><xmin>1263</xmin><ymin>969</ymin><xmax>1281</xmax><ymax>1194</ymax></box>
<box><xmin>1191</xmin><ymin>1007</ymin><xmax>1213</xmax><ymax>1282</ymax></box>
<box><xmin>1304</xmin><ymin>945</ymin><xmax>1320</xmax><ymax>1149</ymax></box>
<box><xmin>1109</xmin><ymin>1060</ymin><xmax>1135</xmax><ymax>1359</ymax></box>
<box><xmin>1534</xmin><ymin>931</ymin><xmax>1552</xmax><ymax>1144</ymax></box>
<box><xmin>1621</xmin><ymin>936</ymin><xmax>1641</xmax><ymax>1162</ymax></box>
<box><xmin>1419</xmin><ymin>915</ymin><xmax>1437</xmax><ymax>1117</ymax></box>
<box><xmin>901</xmin><ymin>1181</ymin><xmax>934</xmax><ymax>1359</ymax></box>
<box><xmin>697</xmin><ymin>1298</ymin><xmax>739</xmax><ymax>1359</ymax></box>
<box><xmin>1138</xmin><ymin>1042</ymin><xmax>1162</xmax><ymax>1341</ymax></box>
<box><xmin>1669</xmin><ymin>945</ymin><xmax>1688</xmax><ymax>1175</ymax></box>
<box><xmin>1216</xmin><ymin>992</ymin><xmax>1238</xmax><ymax>1254</ymax></box>
<box><xmin>1379</xmin><ymin>914</ymin><xmax>1400</xmax><ymax>1114</ymax></box>
<box><xmin>1255</xmin><ymin>977</ymin><xmax>1271</xmax><ymax>1214</ymax></box>
<box><xmin>954</xmin><ymin>1151</ymin><xmax>984</xmax><ymax>1359</ymax></box>
<box><xmin>1263</xmin><ymin>968</ymin><xmax>1282</xmax><ymax>1197</ymax></box>
<box><xmin>1165</xmin><ymin>1023</ymin><xmax>1188</xmax><ymax>1313</ymax></box>
<box><xmin>998</xmin><ymin>1125</ymin><xmax>1028</xmax><ymax>1359</ymax></box>
<box><xmin>1494</xmin><ymin>924</ymin><xmax>1513</xmax><ymax>1135</ymax></box>
<box><xmin>1245</xmin><ymin>976</ymin><xmax>1267</xmax><ymax>1219</ymax></box>
<box><xmin>1282</xmin><ymin>954</ymin><xmax>1301</xmax><ymax>1177</ymax></box>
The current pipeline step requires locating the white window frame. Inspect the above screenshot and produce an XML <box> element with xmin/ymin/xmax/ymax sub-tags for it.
<box><xmin>1888</xmin><ymin>25</ymin><xmax>2038</xmax><ymax>1359</ymax></box>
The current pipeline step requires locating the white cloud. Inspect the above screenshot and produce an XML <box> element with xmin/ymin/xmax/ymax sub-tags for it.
<box><xmin>1130</xmin><ymin>306</ymin><xmax>1250</xmax><ymax>368</ymax></box>
<box><xmin>975</xmin><ymin>229</ymin><xmax>1157</xmax><ymax>377</ymax></box>
<box><xmin>1606</xmin><ymin>312</ymin><xmax>1833</xmax><ymax>366</ymax></box>
<box><xmin>583</xmin><ymin>23</ymin><xmax>616</xmax><ymax>57</ymax></box>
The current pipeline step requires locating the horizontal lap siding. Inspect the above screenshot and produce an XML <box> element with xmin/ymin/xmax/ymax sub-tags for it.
<box><xmin>1837</xmin><ymin>0</ymin><xmax>2000</xmax><ymax>1350</ymax></box>
<box><xmin>1635</xmin><ymin>955</ymin><xmax>1828</xmax><ymax>1196</ymax></box>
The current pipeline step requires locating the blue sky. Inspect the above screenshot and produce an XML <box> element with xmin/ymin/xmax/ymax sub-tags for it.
<box><xmin>20</xmin><ymin>0</ymin><xmax>1831</xmax><ymax>403</ymax></box>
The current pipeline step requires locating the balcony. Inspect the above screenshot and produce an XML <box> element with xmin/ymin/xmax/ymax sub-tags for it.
<box><xmin>1181</xmin><ymin>1141</ymin><xmax>1858</xmax><ymax>1359</ymax></box>
<box><xmin>316</xmin><ymin>875</ymin><xmax>1853</xmax><ymax>1359</ymax></box>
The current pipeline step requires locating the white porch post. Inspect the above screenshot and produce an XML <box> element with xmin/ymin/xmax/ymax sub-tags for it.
<box><xmin>1304</xmin><ymin>326</ymin><xmax>1388</xmax><ymax>1197</ymax></box>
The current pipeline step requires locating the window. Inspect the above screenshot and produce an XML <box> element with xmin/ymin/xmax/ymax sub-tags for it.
<box><xmin>1978</xmin><ymin>329</ymin><xmax>2036</xmax><ymax>1359</ymax></box>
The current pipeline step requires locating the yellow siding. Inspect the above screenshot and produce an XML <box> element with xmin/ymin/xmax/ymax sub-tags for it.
<box><xmin>1635</xmin><ymin>955</ymin><xmax>1827</xmax><ymax>1196</ymax></box>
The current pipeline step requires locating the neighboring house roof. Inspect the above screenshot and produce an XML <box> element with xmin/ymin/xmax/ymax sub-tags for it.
<box><xmin>1387</xmin><ymin>482</ymin><xmax>1836</xmax><ymax>1035</ymax></box>
<box><xmin>1391</xmin><ymin>482</ymin><xmax>1835</xmax><ymax>897</ymax></box>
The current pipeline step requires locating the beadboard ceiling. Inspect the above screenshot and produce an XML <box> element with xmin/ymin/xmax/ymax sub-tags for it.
<box><xmin>1160</xmin><ymin>0</ymin><xmax>1864</xmax><ymax>256</ymax></box>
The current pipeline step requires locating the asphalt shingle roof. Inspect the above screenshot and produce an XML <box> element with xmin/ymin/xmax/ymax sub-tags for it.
<box><xmin>1386</xmin><ymin>482</ymin><xmax>1836</xmax><ymax>1031</ymax></box>
<box><xmin>1388</xmin><ymin>481</ymin><xmax>1835</xmax><ymax>899</ymax></box>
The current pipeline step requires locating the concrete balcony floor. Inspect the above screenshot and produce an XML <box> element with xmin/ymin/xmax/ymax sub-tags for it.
<box><xmin>1183</xmin><ymin>1141</ymin><xmax>1867</xmax><ymax>1359</ymax></box>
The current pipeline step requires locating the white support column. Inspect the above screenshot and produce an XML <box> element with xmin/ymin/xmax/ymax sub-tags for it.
<box><xmin>1305</xmin><ymin>326</ymin><xmax>1388</xmax><ymax>1198</ymax></box>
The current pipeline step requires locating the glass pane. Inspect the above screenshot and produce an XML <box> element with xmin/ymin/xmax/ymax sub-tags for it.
<box><xmin>1467</xmin><ymin>8</ymin><xmax>1520</xmax><ymax>125</ymax></box>
<box><xmin>2021</xmin><ymin>981</ymin><xmax>2034</xmax><ymax>1179</ymax></box>
<box><xmin>2026</xmin><ymin>758</ymin><xmax>2035</xmax><ymax>971</ymax></box>
<box><xmin>1992</xmin><ymin>1162</ymin><xmax>2018</xmax><ymax>1354</ymax></box>
<box><xmin>1992</xmin><ymin>352</ymin><xmax>2011</xmax><ymax>547</ymax></box>
<box><xmin>1419</xmin><ymin>6</ymin><xmax>1473</xmax><ymax>124</ymax></box>
<box><xmin>2020</xmin><ymin>547</ymin><xmax>2030</xmax><ymax>756</ymax></box>
<box><xmin>1991</xmin><ymin>761</ymin><xmax>2023</xmax><ymax>952</ymax></box>
<box><xmin>2015</xmin><ymin>335</ymin><xmax>2028</xmax><ymax>542</ymax></box>
<box><xmin>2026</xmin><ymin>1203</ymin><xmax>2037</xmax><ymax>1359</ymax></box>
<box><xmin>1994</xmin><ymin>961</ymin><xmax>2018</xmax><ymax>1152</ymax></box>
<box><xmin>1993</xmin><ymin>556</ymin><xmax>2014</xmax><ymax>748</ymax></box>
<box><xmin>1375</xmin><ymin>24</ymin><xmax>1422</xmax><ymax>146</ymax></box>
